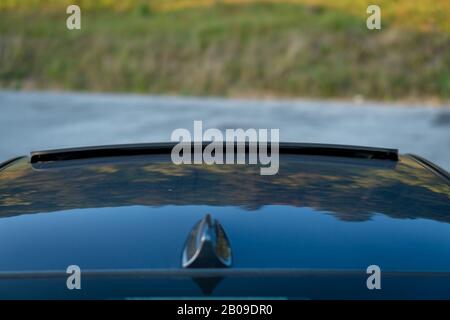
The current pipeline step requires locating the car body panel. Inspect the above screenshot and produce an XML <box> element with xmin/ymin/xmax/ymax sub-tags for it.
<box><xmin>0</xmin><ymin>150</ymin><xmax>449</xmax><ymax>298</ymax></box>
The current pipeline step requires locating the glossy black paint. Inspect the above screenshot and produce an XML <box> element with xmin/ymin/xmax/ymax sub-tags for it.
<box><xmin>0</xmin><ymin>147</ymin><xmax>449</xmax><ymax>299</ymax></box>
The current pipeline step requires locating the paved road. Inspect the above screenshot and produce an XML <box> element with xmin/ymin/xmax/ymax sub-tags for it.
<box><xmin>1</xmin><ymin>90</ymin><xmax>449</xmax><ymax>170</ymax></box>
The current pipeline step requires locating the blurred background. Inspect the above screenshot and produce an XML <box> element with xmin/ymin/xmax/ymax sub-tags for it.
<box><xmin>0</xmin><ymin>0</ymin><xmax>449</xmax><ymax>168</ymax></box>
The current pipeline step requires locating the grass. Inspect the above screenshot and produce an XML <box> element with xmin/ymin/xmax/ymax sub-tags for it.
<box><xmin>0</xmin><ymin>1</ymin><xmax>449</xmax><ymax>102</ymax></box>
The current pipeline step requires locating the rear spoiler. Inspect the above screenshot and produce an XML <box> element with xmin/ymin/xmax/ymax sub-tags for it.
<box><xmin>30</xmin><ymin>142</ymin><xmax>399</xmax><ymax>164</ymax></box>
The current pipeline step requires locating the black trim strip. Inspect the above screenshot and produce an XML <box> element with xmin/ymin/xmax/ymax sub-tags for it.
<box><xmin>0</xmin><ymin>156</ymin><xmax>26</xmax><ymax>172</ymax></box>
<box><xmin>0</xmin><ymin>268</ymin><xmax>448</xmax><ymax>280</ymax></box>
<box><xmin>407</xmin><ymin>154</ymin><xmax>450</xmax><ymax>183</ymax></box>
<box><xmin>30</xmin><ymin>142</ymin><xmax>398</xmax><ymax>163</ymax></box>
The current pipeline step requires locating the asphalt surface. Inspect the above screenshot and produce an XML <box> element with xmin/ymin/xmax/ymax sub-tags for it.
<box><xmin>1</xmin><ymin>90</ymin><xmax>449</xmax><ymax>170</ymax></box>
